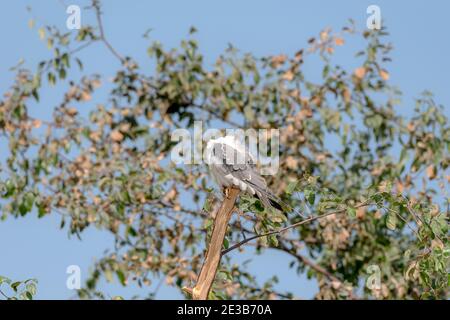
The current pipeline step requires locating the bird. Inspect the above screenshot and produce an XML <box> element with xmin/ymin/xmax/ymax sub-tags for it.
<box><xmin>205</xmin><ymin>135</ymin><xmax>283</xmax><ymax>212</ymax></box>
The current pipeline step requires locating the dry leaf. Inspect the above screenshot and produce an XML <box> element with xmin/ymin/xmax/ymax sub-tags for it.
<box><xmin>111</xmin><ymin>130</ymin><xmax>124</xmax><ymax>142</ymax></box>
<box><xmin>311</xmin><ymin>96</ymin><xmax>322</xmax><ymax>106</ymax></box>
<box><xmin>285</xmin><ymin>156</ymin><xmax>297</xmax><ymax>170</ymax></box>
<box><xmin>163</xmin><ymin>188</ymin><xmax>178</xmax><ymax>203</ymax></box>
<box><xmin>81</xmin><ymin>91</ymin><xmax>92</xmax><ymax>101</ymax></box>
<box><xmin>342</xmin><ymin>88</ymin><xmax>351</xmax><ymax>104</ymax></box>
<box><xmin>66</xmin><ymin>107</ymin><xmax>78</xmax><ymax>116</ymax></box>
<box><xmin>300</xmin><ymin>107</ymin><xmax>313</xmax><ymax>118</ymax></box>
<box><xmin>334</xmin><ymin>37</ymin><xmax>345</xmax><ymax>46</ymax></box>
<box><xmin>426</xmin><ymin>164</ymin><xmax>436</xmax><ymax>180</ymax></box>
<box><xmin>316</xmin><ymin>153</ymin><xmax>326</xmax><ymax>162</ymax></box>
<box><xmin>356</xmin><ymin>207</ymin><xmax>366</xmax><ymax>219</ymax></box>
<box><xmin>32</xmin><ymin>119</ymin><xmax>42</xmax><ymax>129</ymax></box>
<box><xmin>270</xmin><ymin>54</ymin><xmax>287</xmax><ymax>68</ymax></box>
<box><xmin>294</xmin><ymin>50</ymin><xmax>303</xmax><ymax>62</ymax></box>
<box><xmin>320</xmin><ymin>30</ymin><xmax>329</xmax><ymax>41</ymax></box>
<box><xmin>396</xmin><ymin>180</ymin><xmax>404</xmax><ymax>193</ymax></box>
<box><xmin>282</xmin><ymin>70</ymin><xmax>295</xmax><ymax>81</ymax></box>
<box><xmin>354</xmin><ymin>67</ymin><xmax>366</xmax><ymax>79</ymax></box>
<box><xmin>379</xmin><ymin>69</ymin><xmax>390</xmax><ymax>81</ymax></box>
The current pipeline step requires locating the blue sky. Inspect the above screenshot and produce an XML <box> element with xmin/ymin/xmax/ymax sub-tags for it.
<box><xmin>0</xmin><ymin>1</ymin><xmax>449</xmax><ymax>299</ymax></box>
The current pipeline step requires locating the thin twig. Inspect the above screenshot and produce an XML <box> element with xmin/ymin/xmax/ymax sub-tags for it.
<box><xmin>0</xmin><ymin>288</ymin><xmax>10</xmax><ymax>299</ymax></box>
<box><xmin>276</xmin><ymin>244</ymin><xmax>357</xmax><ymax>299</ymax></box>
<box><xmin>92</xmin><ymin>0</ymin><xmax>125</xmax><ymax>64</ymax></box>
<box><xmin>221</xmin><ymin>200</ymin><xmax>372</xmax><ymax>256</ymax></box>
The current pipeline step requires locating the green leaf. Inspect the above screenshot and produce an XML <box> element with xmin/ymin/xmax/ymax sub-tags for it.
<box><xmin>61</xmin><ymin>53</ymin><xmax>70</xmax><ymax>68</ymax></box>
<box><xmin>127</xmin><ymin>226</ymin><xmax>137</xmax><ymax>237</ymax></box>
<box><xmin>0</xmin><ymin>276</ymin><xmax>11</xmax><ymax>285</ymax></box>
<box><xmin>347</xmin><ymin>207</ymin><xmax>356</xmax><ymax>218</ymax></box>
<box><xmin>104</xmin><ymin>270</ymin><xmax>113</xmax><ymax>283</ymax></box>
<box><xmin>223</xmin><ymin>237</ymin><xmax>229</xmax><ymax>249</ymax></box>
<box><xmin>305</xmin><ymin>189</ymin><xmax>315</xmax><ymax>205</ymax></box>
<box><xmin>24</xmin><ymin>192</ymin><xmax>35</xmax><ymax>210</ymax></box>
<box><xmin>404</xmin><ymin>249</ymin><xmax>411</xmax><ymax>260</ymax></box>
<box><xmin>47</xmin><ymin>72</ymin><xmax>56</xmax><ymax>85</ymax></box>
<box><xmin>268</xmin><ymin>234</ymin><xmax>279</xmax><ymax>247</ymax></box>
<box><xmin>38</xmin><ymin>27</ymin><xmax>45</xmax><ymax>40</ymax></box>
<box><xmin>116</xmin><ymin>270</ymin><xmax>126</xmax><ymax>286</ymax></box>
<box><xmin>386</xmin><ymin>212</ymin><xmax>397</xmax><ymax>230</ymax></box>
<box><xmin>11</xmin><ymin>281</ymin><xmax>21</xmax><ymax>292</ymax></box>
<box><xmin>59</xmin><ymin>68</ymin><xmax>66</xmax><ymax>80</ymax></box>
<box><xmin>286</xmin><ymin>181</ymin><xmax>298</xmax><ymax>195</ymax></box>
<box><xmin>25</xmin><ymin>282</ymin><xmax>37</xmax><ymax>296</ymax></box>
<box><xmin>75</xmin><ymin>58</ymin><xmax>83</xmax><ymax>70</ymax></box>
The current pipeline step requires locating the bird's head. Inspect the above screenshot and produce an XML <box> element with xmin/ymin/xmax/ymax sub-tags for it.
<box><xmin>205</xmin><ymin>134</ymin><xmax>255</xmax><ymax>166</ymax></box>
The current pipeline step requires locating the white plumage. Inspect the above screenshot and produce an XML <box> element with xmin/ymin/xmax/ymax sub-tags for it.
<box><xmin>205</xmin><ymin>135</ymin><xmax>283</xmax><ymax>211</ymax></box>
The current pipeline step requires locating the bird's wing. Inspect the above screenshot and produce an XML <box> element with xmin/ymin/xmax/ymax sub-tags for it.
<box><xmin>210</xmin><ymin>142</ymin><xmax>282</xmax><ymax>211</ymax></box>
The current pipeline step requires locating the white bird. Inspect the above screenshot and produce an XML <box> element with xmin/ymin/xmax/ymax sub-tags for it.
<box><xmin>205</xmin><ymin>135</ymin><xmax>283</xmax><ymax>211</ymax></box>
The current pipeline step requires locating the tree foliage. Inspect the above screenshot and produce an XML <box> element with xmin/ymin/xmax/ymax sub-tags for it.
<box><xmin>0</xmin><ymin>1</ymin><xmax>448</xmax><ymax>299</ymax></box>
<box><xmin>0</xmin><ymin>276</ymin><xmax>37</xmax><ymax>300</ymax></box>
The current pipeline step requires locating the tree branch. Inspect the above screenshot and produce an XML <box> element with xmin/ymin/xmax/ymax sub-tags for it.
<box><xmin>276</xmin><ymin>243</ymin><xmax>357</xmax><ymax>299</ymax></box>
<box><xmin>92</xmin><ymin>0</ymin><xmax>126</xmax><ymax>64</ymax></box>
<box><xmin>185</xmin><ymin>188</ymin><xmax>240</xmax><ymax>300</ymax></box>
<box><xmin>221</xmin><ymin>200</ymin><xmax>372</xmax><ymax>256</ymax></box>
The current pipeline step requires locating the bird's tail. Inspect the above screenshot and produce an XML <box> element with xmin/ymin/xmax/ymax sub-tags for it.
<box><xmin>246</xmin><ymin>181</ymin><xmax>310</xmax><ymax>219</ymax></box>
<box><xmin>247</xmin><ymin>182</ymin><xmax>288</xmax><ymax>213</ymax></box>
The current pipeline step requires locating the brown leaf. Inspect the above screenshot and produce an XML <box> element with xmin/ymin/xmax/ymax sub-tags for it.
<box><xmin>356</xmin><ymin>207</ymin><xmax>366</xmax><ymax>219</ymax></box>
<box><xmin>32</xmin><ymin>119</ymin><xmax>42</xmax><ymax>129</ymax></box>
<box><xmin>342</xmin><ymin>88</ymin><xmax>351</xmax><ymax>104</ymax></box>
<box><xmin>300</xmin><ymin>107</ymin><xmax>313</xmax><ymax>118</ymax></box>
<box><xmin>110</xmin><ymin>130</ymin><xmax>124</xmax><ymax>142</ymax></box>
<box><xmin>426</xmin><ymin>164</ymin><xmax>436</xmax><ymax>180</ymax></box>
<box><xmin>379</xmin><ymin>69</ymin><xmax>390</xmax><ymax>81</ymax></box>
<box><xmin>396</xmin><ymin>180</ymin><xmax>404</xmax><ymax>193</ymax></box>
<box><xmin>354</xmin><ymin>67</ymin><xmax>366</xmax><ymax>79</ymax></box>
<box><xmin>294</xmin><ymin>50</ymin><xmax>303</xmax><ymax>62</ymax></box>
<box><xmin>270</xmin><ymin>54</ymin><xmax>287</xmax><ymax>68</ymax></box>
<box><xmin>320</xmin><ymin>30</ymin><xmax>329</xmax><ymax>41</ymax></box>
<box><xmin>282</xmin><ymin>70</ymin><xmax>295</xmax><ymax>81</ymax></box>
<box><xmin>81</xmin><ymin>91</ymin><xmax>92</xmax><ymax>101</ymax></box>
<box><xmin>285</xmin><ymin>156</ymin><xmax>297</xmax><ymax>170</ymax></box>
<box><xmin>163</xmin><ymin>187</ymin><xmax>178</xmax><ymax>203</ymax></box>
<box><xmin>311</xmin><ymin>96</ymin><xmax>322</xmax><ymax>106</ymax></box>
<box><xmin>66</xmin><ymin>107</ymin><xmax>78</xmax><ymax>117</ymax></box>
<box><xmin>334</xmin><ymin>37</ymin><xmax>345</xmax><ymax>46</ymax></box>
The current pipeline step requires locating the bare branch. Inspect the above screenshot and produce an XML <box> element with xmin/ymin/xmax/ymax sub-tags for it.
<box><xmin>92</xmin><ymin>0</ymin><xmax>125</xmax><ymax>64</ymax></box>
<box><xmin>221</xmin><ymin>200</ymin><xmax>372</xmax><ymax>256</ymax></box>
<box><xmin>276</xmin><ymin>243</ymin><xmax>357</xmax><ymax>299</ymax></box>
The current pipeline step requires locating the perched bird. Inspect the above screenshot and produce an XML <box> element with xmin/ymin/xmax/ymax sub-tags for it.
<box><xmin>205</xmin><ymin>135</ymin><xmax>283</xmax><ymax>211</ymax></box>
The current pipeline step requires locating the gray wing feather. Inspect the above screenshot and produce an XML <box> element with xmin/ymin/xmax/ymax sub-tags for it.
<box><xmin>211</xmin><ymin>143</ymin><xmax>282</xmax><ymax>211</ymax></box>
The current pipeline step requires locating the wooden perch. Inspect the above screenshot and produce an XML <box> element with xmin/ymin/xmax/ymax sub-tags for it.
<box><xmin>191</xmin><ymin>187</ymin><xmax>240</xmax><ymax>300</ymax></box>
